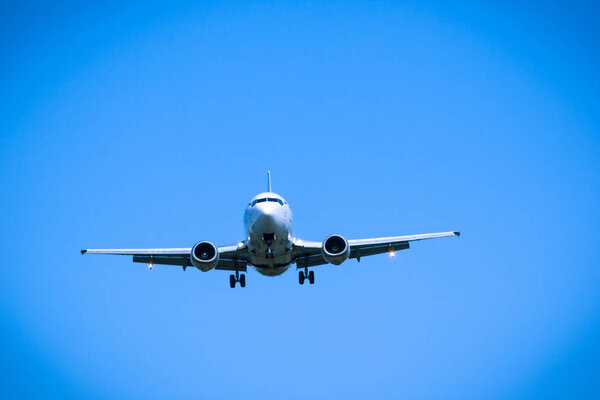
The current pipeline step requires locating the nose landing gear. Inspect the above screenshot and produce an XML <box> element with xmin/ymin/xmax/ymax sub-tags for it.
<box><xmin>299</xmin><ymin>268</ymin><xmax>314</xmax><ymax>285</ymax></box>
<box><xmin>229</xmin><ymin>270</ymin><xmax>246</xmax><ymax>288</ymax></box>
<box><xmin>264</xmin><ymin>233</ymin><xmax>275</xmax><ymax>259</ymax></box>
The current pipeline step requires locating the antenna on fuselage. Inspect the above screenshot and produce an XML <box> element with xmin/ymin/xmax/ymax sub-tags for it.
<box><xmin>267</xmin><ymin>170</ymin><xmax>272</xmax><ymax>192</ymax></box>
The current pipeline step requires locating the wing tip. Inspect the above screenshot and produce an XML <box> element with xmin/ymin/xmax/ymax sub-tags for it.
<box><xmin>454</xmin><ymin>231</ymin><xmax>461</xmax><ymax>237</ymax></box>
<box><xmin>81</xmin><ymin>249</ymin><xmax>87</xmax><ymax>255</ymax></box>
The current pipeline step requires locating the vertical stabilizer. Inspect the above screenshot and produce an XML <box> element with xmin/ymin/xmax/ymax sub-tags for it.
<box><xmin>267</xmin><ymin>171</ymin><xmax>272</xmax><ymax>192</ymax></box>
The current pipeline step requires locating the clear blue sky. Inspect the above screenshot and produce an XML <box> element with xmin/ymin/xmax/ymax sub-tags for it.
<box><xmin>1</xmin><ymin>1</ymin><xmax>599</xmax><ymax>398</ymax></box>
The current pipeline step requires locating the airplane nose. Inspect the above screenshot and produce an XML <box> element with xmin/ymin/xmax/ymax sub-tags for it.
<box><xmin>255</xmin><ymin>203</ymin><xmax>278</xmax><ymax>230</ymax></box>
<box><xmin>259</xmin><ymin>209</ymin><xmax>276</xmax><ymax>225</ymax></box>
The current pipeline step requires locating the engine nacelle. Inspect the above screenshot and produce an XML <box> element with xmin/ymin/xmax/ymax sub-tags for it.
<box><xmin>322</xmin><ymin>234</ymin><xmax>350</xmax><ymax>265</ymax></box>
<box><xmin>191</xmin><ymin>241</ymin><xmax>219</xmax><ymax>272</ymax></box>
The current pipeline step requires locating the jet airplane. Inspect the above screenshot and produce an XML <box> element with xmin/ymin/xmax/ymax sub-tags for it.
<box><xmin>82</xmin><ymin>172</ymin><xmax>459</xmax><ymax>287</ymax></box>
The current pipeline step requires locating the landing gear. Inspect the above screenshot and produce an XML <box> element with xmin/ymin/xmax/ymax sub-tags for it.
<box><xmin>299</xmin><ymin>268</ymin><xmax>315</xmax><ymax>285</ymax></box>
<box><xmin>229</xmin><ymin>270</ymin><xmax>246</xmax><ymax>288</ymax></box>
<box><xmin>264</xmin><ymin>233</ymin><xmax>275</xmax><ymax>259</ymax></box>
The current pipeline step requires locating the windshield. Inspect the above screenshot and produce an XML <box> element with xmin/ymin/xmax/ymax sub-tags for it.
<box><xmin>251</xmin><ymin>197</ymin><xmax>283</xmax><ymax>207</ymax></box>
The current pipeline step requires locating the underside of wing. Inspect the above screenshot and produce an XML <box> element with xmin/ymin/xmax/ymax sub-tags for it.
<box><xmin>292</xmin><ymin>231</ymin><xmax>459</xmax><ymax>267</ymax></box>
<box><xmin>81</xmin><ymin>243</ymin><xmax>249</xmax><ymax>272</ymax></box>
<box><xmin>348</xmin><ymin>231</ymin><xmax>460</xmax><ymax>247</ymax></box>
<box><xmin>348</xmin><ymin>231</ymin><xmax>459</xmax><ymax>260</ymax></box>
<box><xmin>292</xmin><ymin>239</ymin><xmax>328</xmax><ymax>268</ymax></box>
<box><xmin>81</xmin><ymin>248</ymin><xmax>190</xmax><ymax>255</ymax></box>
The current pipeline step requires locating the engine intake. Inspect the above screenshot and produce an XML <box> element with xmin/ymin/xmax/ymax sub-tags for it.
<box><xmin>322</xmin><ymin>234</ymin><xmax>350</xmax><ymax>265</ymax></box>
<box><xmin>191</xmin><ymin>241</ymin><xmax>219</xmax><ymax>271</ymax></box>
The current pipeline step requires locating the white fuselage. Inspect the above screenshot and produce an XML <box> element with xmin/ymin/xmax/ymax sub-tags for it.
<box><xmin>243</xmin><ymin>192</ymin><xmax>294</xmax><ymax>276</ymax></box>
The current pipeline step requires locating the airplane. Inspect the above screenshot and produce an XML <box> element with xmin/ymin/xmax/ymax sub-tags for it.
<box><xmin>81</xmin><ymin>172</ymin><xmax>460</xmax><ymax>288</ymax></box>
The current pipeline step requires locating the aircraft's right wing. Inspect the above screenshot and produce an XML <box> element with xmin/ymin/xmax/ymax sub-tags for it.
<box><xmin>293</xmin><ymin>231</ymin><xmax>460</xmax><ymax>268</ymax></box>
<box><xmin>81</xmin><ymin>242</ymin><xmax>250</xmax><ymax>271</ymax></box>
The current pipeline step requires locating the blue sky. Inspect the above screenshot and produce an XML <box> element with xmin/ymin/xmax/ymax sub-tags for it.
<box><xmin>1</xmin><ymin>1</ymin><xmax>599</xmax><ymax>398</ymax></box>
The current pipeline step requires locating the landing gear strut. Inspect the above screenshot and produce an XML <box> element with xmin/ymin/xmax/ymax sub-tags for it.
<box><xmin>299</xmin><ymin>267</ymin><xmax>315</xmax><ymax>285</ymax></box>
<box><xmin>229</xmin><ymin>270</ymin><xmax>246</xmax><ymax>288</ymax></box>
<box><xmin>264</xmin><ymin>233</ymin><xmax>275</xmax><ymax>259</ymax></box>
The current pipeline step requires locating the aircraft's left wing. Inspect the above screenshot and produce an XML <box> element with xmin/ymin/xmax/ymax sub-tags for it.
<box><xmin>81</xmin><ymin>244</ymin><xmax>249</xmax><ymax>271</ymax></box>
<box><xmin>293</xmin><ymin>231</ymin><xmax>460</xmax><ymax>268</ymax></box>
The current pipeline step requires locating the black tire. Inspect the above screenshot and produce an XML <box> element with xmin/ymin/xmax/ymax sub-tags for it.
<box><xmin>308</xmin><ymin>270</ymin><xmax>315</xmax><ymax>284</ymax></box>
<box><xmin>229</xmin><ymin>274</ymin><xmax>236</xmax><ymax>288</ymax></box>
<box><xmin>240</xmin><ymin>274</ymin><xmax>246</xmax><ymax>288</ymax></box>
<box><xmin>299</xmin><ymin>271</ymin><xmax>305</xmax><ymax>285</ymax></box>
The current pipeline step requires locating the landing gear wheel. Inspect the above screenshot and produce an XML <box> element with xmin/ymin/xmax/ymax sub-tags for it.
<box><xmin>299</xmin><ymin>271</ymin><xmax>305</xmax><ymax>285</ymax></box>
<box><xmin>240</xmin><ymin>274</ymin><xmax>246</xmax><ymax>288</ymax></box>
<box><xmin>229</xmin><ymin>274</ymin><xmax>236</xmax><ymax>288</ymax></box>
<box><xmin>308</xmin><ymin>270</ymin><xmax>315</xmax><ymax>284</ymax></box>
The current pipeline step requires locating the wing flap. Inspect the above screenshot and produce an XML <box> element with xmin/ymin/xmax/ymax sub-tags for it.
<box><xmin>215</xmin><ymin>261</ymin><xmax>248</xmax><ymax>272</ymax></box>
<box><xmin>350</xmin><ymin>242</ymin><xmax>410</xmax><ymax>259</ymax></box>
<box><xmin>133</xmin><ymin>255</ymin><xmax>191</xmax><ymax>266</ymax></box>
<box><xmin>132</xmin><ymin>255</ymin><xmax>247</xmax><ymax>271</ymax></box>
<box><xmin>296</xmin><ymin>254</ymin><xmax>328</xmax><ymax>269</ymax></box>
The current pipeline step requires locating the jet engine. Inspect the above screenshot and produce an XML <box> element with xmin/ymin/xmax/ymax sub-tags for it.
<box><xmin>191</xmin><ymin>241</ymin><xmax>219</xmax><ymax>271</ymax></box>
<box><xmin>322</xmin><ymin>234</ymin><xmax>350</xmax><ymax>265</ymax></box>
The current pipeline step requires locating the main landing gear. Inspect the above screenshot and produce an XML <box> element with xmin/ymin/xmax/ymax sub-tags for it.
<box><xmin>299</xmin><ymin>268</ymin><xmax>314</xmax><ymax>285</ymax></box>
<box><xmin>229</xmin><ymin>270</ymin><xmax>246</xmax><ymax>288</ymax></box>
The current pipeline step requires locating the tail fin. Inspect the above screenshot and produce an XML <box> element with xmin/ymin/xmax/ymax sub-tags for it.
<box><xmin>267</xmin><ymin>171</ymin><xmax>272</xmax><ymax>192</ymax></box>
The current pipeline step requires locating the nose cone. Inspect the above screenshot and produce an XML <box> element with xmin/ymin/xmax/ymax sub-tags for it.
<box><xmin>255</xmin><ymin>203</ymin><xmax>278</xmax><ymax>230</ymax></box>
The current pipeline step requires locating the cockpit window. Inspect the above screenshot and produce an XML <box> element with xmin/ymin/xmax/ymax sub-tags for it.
<box><xmin>251</xmin><ymin>197</ymin><xmax>284</xmax><ymax>206</ymax></box>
